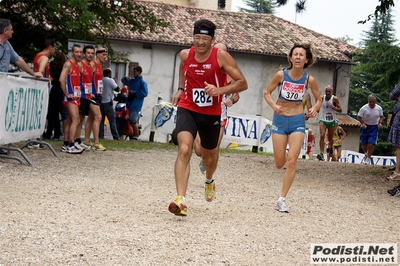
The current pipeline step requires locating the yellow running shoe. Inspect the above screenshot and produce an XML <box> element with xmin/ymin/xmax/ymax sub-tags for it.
<box><xmin>93</xmin><ymin>142</ymin><xmax>106</xmax><ymax>151</ymax></box>
<box><xmin>204</xmin><ymin>179</ymin><xmax>216</xmax><ymax>202</ymax></box>
<box><xmin>168</xmin><ymin>196</ymin><xmax>187</xmax><ymax>216</ymax></box>
<box><xmin>81</xmin><ymin>141</ymin><xmax>92</xmax><ymax>151</ymax></box>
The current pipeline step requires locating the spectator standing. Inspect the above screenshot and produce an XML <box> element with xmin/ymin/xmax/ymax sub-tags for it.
<box><xmin>78</xmin><ymin>45</ymin><xmax>105</xmax><ymax>151</ymax></box>
<box><xmin>306</xmin><ymin>128</ymin><xmax>315</xmax><ymax>160</ymax></box>
<box><xmin>387</xmin><ymin>82</ymin><xmax>400</xmax><ymax>195</ymax></box>
<box><xmin>126</xmin><ymin>66</ymin><xmax>148</xmax><ymax>140</ymax></box>
<box><xmin>100</xmin><ymin>68</ymin><xmax>120</xmax><ymax>140</ymax></box>
<box><xmin>59</xmin><ymin>44</ymin><xmax>84</xmax><ymax>154</ymax></box>
<box><xmin>0</xmin><ymin>19</ymin><xmax>42</xmax><ymax>77</ymax></box>
<box><xmin>332</xmin><ymin>125</ymin><xmax>346</xmax><ymax>161</ymax></box>
<box><xmin>30</xmin><ymin>38</ymin><xmax>56</xmax><ymax>148</ymax></box>
<box><xmin>317</xmin><ymin>85</ymin><xmax>342</xmax><ymax>161</ymax></box>
<box><xmin>264</xmin><ymin>43</ymin><xmax>321</xmax><ymax>213</ymax></box>
<box><xmin>43</xmin><ymin>52</ymin><xmax>67</xmax><ymax>140</ymax></box>
<box><xmin>168</xmin><ymin>19</ymin><xmax>247</xmax><ymax>216</ymax></box>
<box><xmin>0</xmin><ymin>18</ymin><xmax>42</xmax><ymax>154</ymax></box>
<box><xmin>33</xmin><ymin>38</ymin><xmax>56</xmax><ymax>77</ymax></box>
<box><xmin>357</xmin><ymin>94</ymin><xmax>384</xmax><ymax>165</ymax></box>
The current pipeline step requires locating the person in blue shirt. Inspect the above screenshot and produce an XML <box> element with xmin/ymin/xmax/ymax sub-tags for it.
<box><xmin>126</xmin><ymin>66</ymin><xmax>148</xmax><ymax>140</ymax></box>
<box><xmin>0</xmin><ymin>18</ymin><xmax>42</xmax><ymax>76</ymax></box>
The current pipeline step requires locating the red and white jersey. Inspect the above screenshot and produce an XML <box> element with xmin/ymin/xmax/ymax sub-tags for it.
<box><xmin>179</xmin><ymin>46</ymin><xmax>227</xmax><ymax>115</ymax></box>
<box><xmin>33</xmin><ymin>53</ymin><xmax>50</xmax><ymax>78</ymax></box>
<box><xmin>81</xmin><ymin>62</ymin><xmax>95</xmax><ymax>99</ymax></box>
<box><xmin>93</xmin><ymin>61</ymin><xmax>103</xmax><ymax>95</ymax></box>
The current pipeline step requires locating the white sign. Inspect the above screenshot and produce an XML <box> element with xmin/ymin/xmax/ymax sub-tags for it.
<box><xmin>0</xmin><ymin>74</ymin><xmax>49</xmax><ymax>144</ymax></box>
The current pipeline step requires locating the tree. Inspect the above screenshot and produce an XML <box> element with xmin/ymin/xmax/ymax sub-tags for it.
<box><xmin>275</xmin><ymin>0</ymin><xmax>395</xmax><ymax>23</ymax></box>
<box><xmin>349</xmin><ymin>9</ymin><xmax>400</xmax><ymax>117</ymax></box>
<box><xmin>348</xmin><ymin>9</ymin><xmax>400</xmax><ymax>155</ymax></box>
<box><xmin>239</xmin><ymin>0</ymin><xmax>276</xmax><ymax>13</ymax></box>
<box><xmin>0</xmin><ymin>0</ymin><xmax>168</xmax><ymax>61</ymax></box>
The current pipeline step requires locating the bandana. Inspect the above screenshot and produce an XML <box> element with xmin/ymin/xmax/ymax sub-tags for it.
<box><xmin>193</xmin><ymin>28</ymin><xmax>215</xmax><ymax>37</ymax></box>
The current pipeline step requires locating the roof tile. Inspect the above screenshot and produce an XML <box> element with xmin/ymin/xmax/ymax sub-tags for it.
<box><xmin>106</xmin><ymin>1</ymin><xmax>359</xmax><ymax>63</ymax></box>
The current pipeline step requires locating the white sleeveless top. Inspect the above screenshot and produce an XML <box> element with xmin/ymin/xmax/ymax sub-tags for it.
<box><xmin>319</xmin><ymin>95</ymin><xmax>336</xmax><ymax>123</ymax></box>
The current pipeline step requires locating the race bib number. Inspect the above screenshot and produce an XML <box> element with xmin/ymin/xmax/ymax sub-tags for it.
<box><xmin>97</xmin><ymin>80</ymin><xmax>103</xmax><ymax>94</ymax></box>
<box><xmin>281</xmin><ymin>81</ymin><xmax>305</xmax><ymax>101</ymax></box>
<box><xmin>84</xmin><ymin>83</ymin><xmax>92</xmax><ymax>94</ymax></box>
<box><xmin>193</xmin><ymin>88</ymin><xmax>212</xmax><ymax>107</ymax></box>
<box><xmin>73</xmin><ymin>86</ymin><xmax>81</xmax><ymax>97</ymax></box>
<box><xmin>325</xmin><ymin>111</ymin><xmax>334</xmax><ymax>121</ymax></box>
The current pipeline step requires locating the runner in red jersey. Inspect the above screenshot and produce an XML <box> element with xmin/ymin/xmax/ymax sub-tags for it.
<box><xmin>59</xmin><ymin>44</ymin><xmax>83</xmax><ymax>154</ymax></box>
<box><xmin>33</xmin><ymin>38</ymin><xmax>55</xmax><ymax>78</ymax></box>
<box><xmin>77</xmin><ymin>45</ymin><xmax>106</xmax><ymax>151</ymax></box>
<box><xmin>168</xmin><ymin>19</ymin><xmax>247</xmax><ymax>216</ymax></box>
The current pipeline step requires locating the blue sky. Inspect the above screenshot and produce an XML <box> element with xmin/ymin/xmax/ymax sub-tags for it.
<box><xmin>232</xmin><ymin>0</ymin><xmax>400</xmax><ymax>46</ymax></box>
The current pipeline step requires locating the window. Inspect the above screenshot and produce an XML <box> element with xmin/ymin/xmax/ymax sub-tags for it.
<box><xmin>110</xmin><ymin>61</ymin><xmax>139</xmax><ymax>88</ymax></box>
<box><xmin>110</xmin><ymin>62</ymin><xmax>127</xmax><ymax>88</ymax></box>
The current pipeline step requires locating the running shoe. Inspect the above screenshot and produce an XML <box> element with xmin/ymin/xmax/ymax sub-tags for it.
<box><xmin>93</xmin><ymin>143</ymin><xmax>106</xmax><ymax>151</ymax></box>
<box><xmin>67</xmin><ymin>145</ymin><xmax>83</xmax><ymax>154</ymax></box>
<box><xmin>74</xmin><ymin>142</ymin><xmax>83</xmax><ymax>151</ymax></box>
<box><xmin>28</xmin><ymin>143</ymin><xmax>45</xmax><ymax>149</ymax></box>
<box><xmin>388</xmin><ymin>185</ymin><xmax>400</xmax><ymax>196</ymax></box>
<box><xmin>394</xmin><ymin>188</ymin><xmax>400</xmax><ymax>197</ymax></box>
<box><xmin>276</xmin><ymin>197</ymin><xmax>290</xmax><ymax>213</ymax></box>
<box><xmin>316</xmin><ymin>152</ymin><xmax>324</xmax><ymax>161</ymax></box>
<box><xmin>204</xmin><ymin>179</ymin><xmax>216</xmax><ymax>202</ymax></box>
<box><xmin>328</xmin><ymin>148</ymin><xmax>333</xmax><ymax>158</ymax></box>
<box><xmin>168</xmin><ymin>196</ymin><xmax>187</xmax><ymax>216</ymax></box>
<box><xmin>80</xmin><ymin>141</ymin><xmax>92</xmax><ymax>151</ymax></box>
<box><xmin>361</xmin><ymin>154</ymin><xmax>367</xmax><ymax>164</ymax></box>
<box><xmin>199</xmin><ymin>159</ymin><xmax>206</xmax><ymax>175</ymax></box>
<box><xmin>60</xmin><ymin>145</ymin><xmax>69</xmax><ymax>152</ymax></box>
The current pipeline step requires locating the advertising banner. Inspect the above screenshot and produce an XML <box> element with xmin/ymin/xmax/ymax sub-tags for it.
<box><xmin>0</xmin><ymin>74</ymin><xmax>49</xmax><ymax>145</ymax></box>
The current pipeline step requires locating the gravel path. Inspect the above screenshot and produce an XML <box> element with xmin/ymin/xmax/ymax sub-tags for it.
<box><xmin>0</xmin><ymin>146</ymin><xmax>398</xmax><ymax>265</ymax></box>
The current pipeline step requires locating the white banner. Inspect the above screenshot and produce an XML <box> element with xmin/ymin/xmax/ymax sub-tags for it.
<box><xmin>222</xmin><ymin>112</ymin><xmax>261</xmax><ymax>147</ymax></box>
<box><xmin>340</xmin><ymin>150</ymin><xmax>396</xmax><ymax>166</ymax></box>
<box><xmin>0</xmin><ymin>74</ymin><xmax>49</xmax><ymax>145</ymax></box>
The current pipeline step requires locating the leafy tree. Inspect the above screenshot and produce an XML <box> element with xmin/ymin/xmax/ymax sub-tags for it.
<box><xmin>0</xmin><ymin>0</ymin><xmax>168</xmax><ymax>61</ymax></box>
<box><xmin>348</xmin><ymin>9</ymin><xmax>400</xmax><ymax>155</ymax></box>
<box><xmin>275</xmin><ymin>0</ymin><xmax>395</xmax><ymax>23</ymax></box>
<box><xmin>239</xmin><ymin>0</ymin><xmax>277</xmax><ymax>13</ymax></box>
<box><xmin>349</xmin><ymin>9</ymin><xmax>400</xmax><ymax>117</ymax></box>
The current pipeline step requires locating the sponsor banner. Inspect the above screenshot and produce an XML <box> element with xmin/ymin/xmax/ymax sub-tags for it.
<box><xmin>340</xmin><ymin>150</ymin><xmax>396</xmax><ymax>166</ymax></box>
<box><xmin>149</xmin><ymin>106</ymin><xmax>397</xmax><ymax>165</ymax></box>
<box><xmin>151</xmin><ymin>102</ymin><xmax>177</xmax><ymax>143</ymax></box>
<box><xmin>310</xmin><ymin>243</ymin><xmax>397</xmax><ymax>264</ymax></box>
<box><xmin>222</xmin><ymin>112</ymin><xmax>261</xmax><ymax>147</ymax></box>
<box><xmin>0</xmin><ymin>74</ymin><xmax>49</xmax><ymax>145</ymax></box>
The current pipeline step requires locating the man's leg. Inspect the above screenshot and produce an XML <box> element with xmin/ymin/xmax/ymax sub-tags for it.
<box><xmin>131</xmin><ymin>123</ymin><xmax>139</xmax><ymax>137</ymax></box>
<box><xmin>88</xmin><ymin>104</ymin><xmax>102</xmax><ymax>144</ymax></box>
<box><xmin>326</xmin><ymin>125</ymin><xmax>336</xmax><ymax>159</ymax></box>
<box><xmin>367</xmin><ymin>143</ymin><xmax>375</xmax><ymax>159</ymax></box>
<box><xmin>66</xmin><ymin>102</ymin><xmax>82</xmax><ymax>153</ymax></box>
<box><xmin>99</xmin><ymin>103</ymin><xmax>106</xmax><ymax>139</ymax></box>
<box><xmin>104</xmin><ymin>103</ymin><xmax>120</xmax><ymax>140</ymax></box>
<box><xmin>318</xmin><ymin>122</ymin><xmax>327</xmax><ymax>160</ymax></box>
<box><xmin>174</xmin><ymin>131</ymin><xmax>194</xmax><ymax>197</ymax></box>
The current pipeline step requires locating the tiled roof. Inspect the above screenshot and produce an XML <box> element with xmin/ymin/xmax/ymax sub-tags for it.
<box><xmin>106</xmin><ymin>1</ymin><xmax>359</xmax><ymax>63</ymax></box>
<box><xmin>337</xmin><ymin>113</ymin><xmax>361</xmax><ymax>127</ymax></box>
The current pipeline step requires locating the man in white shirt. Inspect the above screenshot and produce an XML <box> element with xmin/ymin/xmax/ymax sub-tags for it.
<box><xmin>100</xmin><ymin>68</ymin><xmax>120</xmax><ymax>140</ymax></box>
<box><xmin>357</xmin><ymin>94</ymin><xmax>384</xmax><ymax>165</ymax></box>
